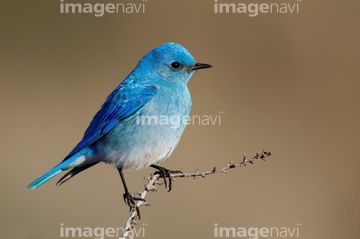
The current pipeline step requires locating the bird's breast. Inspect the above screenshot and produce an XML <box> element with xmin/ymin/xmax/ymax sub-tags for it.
<box><xmin>97</xmin><ymin>85</ymin><xmax>192</xmax><ymax>170</ymax></box>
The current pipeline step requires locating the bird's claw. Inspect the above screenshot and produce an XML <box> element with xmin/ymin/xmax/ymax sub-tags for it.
<box><xmin>152</xmin><ymin>166</ymin><xmax>182</xmax><ymax>192</ymax></box>
<box><xmin>123</xmin><ymin>192</ymin><xmax>145</xmax><ymax>219</ymax></box>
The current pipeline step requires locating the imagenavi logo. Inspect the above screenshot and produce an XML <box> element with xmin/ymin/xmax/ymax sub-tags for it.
<box><xmin>214</xmin><ymin>223</ymin><xmax>302</xmax><ymax>238</ymax></box>
<box><xmin>60</xmin><ymin>223</ymin><xmax>147</xmax><ymax>239</ymax></box>
<box><xmin>59</xmin><ymin>0</ymin><xmax>148</xmax><ymax>17</ymax></box>
<box><xmin>214</xmin><ymin>0</ymin><xmax>302</xmax><ymax>17</ymax></box>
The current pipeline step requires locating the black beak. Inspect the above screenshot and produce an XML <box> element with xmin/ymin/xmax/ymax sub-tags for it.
<box><xmin>191</xmin><ymin>62</ymin><xmax>213</xmax><ymax>71</ymax></box>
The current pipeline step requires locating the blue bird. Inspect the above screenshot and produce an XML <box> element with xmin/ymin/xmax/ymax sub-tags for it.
<box><xmin>27</xmin><ymin>42</ymin><xmax>212</xmax><ymax>214</ymax></box>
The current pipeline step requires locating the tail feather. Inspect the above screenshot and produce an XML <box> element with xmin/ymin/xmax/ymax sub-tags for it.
<box><xmin>27</xmin><ymin>155</ymin><xmax>85</xmax><ymax>189</ymax></box>
<box><xmin>56</xmin><ymin>162</ymin><xmax>99</xmax><ymax>186</ymax></box>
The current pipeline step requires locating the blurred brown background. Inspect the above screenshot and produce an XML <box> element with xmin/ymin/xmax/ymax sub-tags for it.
<box><xmin>1</xmin><ymin>0</ymin><xmax>359</xmax><ymax>238</ymax></box>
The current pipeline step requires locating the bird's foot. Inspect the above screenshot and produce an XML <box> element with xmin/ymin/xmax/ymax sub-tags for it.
<box><xmin>123</xmin><ymin>192</ymin><xmax>145</xmax><ymax>219</ymax></box>
<box><xmin>151</xmin><ymin>165</ymin><xmax>182</xmax><ymax>192</ymax></box>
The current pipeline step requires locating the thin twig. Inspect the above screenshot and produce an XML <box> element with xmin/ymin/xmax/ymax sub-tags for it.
<box><xmin>120</xmin><ymin>150</ymin><xmax>272</xmax><ymax>239</ymax></box>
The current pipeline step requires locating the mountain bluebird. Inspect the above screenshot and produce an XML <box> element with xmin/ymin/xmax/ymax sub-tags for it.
<box><xmin>27</xmin><ymin>42</ymin><xmax>212</xmax><ymax>215</ymax></box>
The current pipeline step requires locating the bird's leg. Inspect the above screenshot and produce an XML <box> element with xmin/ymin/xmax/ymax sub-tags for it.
<box><xmin>150</xmin><ymin>164</ymin><xmax>182</xmax><ymax>192</ymax></box>
<box><xmin>117</xmin><ymin>168</ymin><xmax>144</xmax><ymax>219</ymax></box>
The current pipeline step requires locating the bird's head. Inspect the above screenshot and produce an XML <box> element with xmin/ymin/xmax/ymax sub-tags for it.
<box><xmin>138</xmin><ymin>42</ymin><xmax>212</xmax><ymax>84</ymax></box>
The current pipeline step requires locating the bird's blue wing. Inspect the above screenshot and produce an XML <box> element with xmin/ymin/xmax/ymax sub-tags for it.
<box><xmin>64</xmin><ymin>84</ymin><xmax>157</xmax><ymax>160</ymax></box>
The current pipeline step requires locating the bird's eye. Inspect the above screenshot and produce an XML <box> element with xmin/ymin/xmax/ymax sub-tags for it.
<box><xmin>170</xmin><ymin>62</ymin><xmax>181</xmax><ymax>69</ymax></box>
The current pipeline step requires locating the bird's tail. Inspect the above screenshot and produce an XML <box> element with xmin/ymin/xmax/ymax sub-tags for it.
<box><xmin>27</xmin><ymin>154</ymin><xmax>85</xmax><ymax>190</ymax></box>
